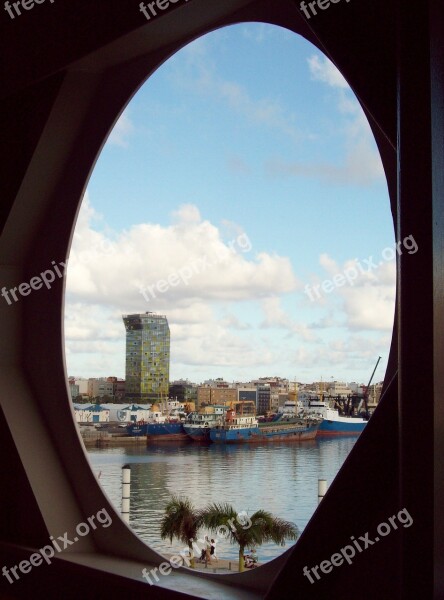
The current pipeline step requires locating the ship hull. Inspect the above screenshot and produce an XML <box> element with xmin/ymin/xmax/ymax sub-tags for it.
<box><xmin>183</xmin><ymin>425</ymin><xmax>211</xmax><ymax>442</ymax></box>
<box><xmin>317</xmin><ymin>419</ymin><xmax>366</xmax><ymax>436</ymax></box>
<box><xmin>126</xmin><ymin>423</ymin><xmax>148</xmax><ymax>437</ymax></box>
<box><xmin>126</xmin><ymin>422</ymin><xmax>188</xmax><ymax>440</ymax></box>
<box><xmin>210</xmin><ymin>423</ymin><xmax>319</xmax><ymax>444</ymax></box>
<box><xmin>146</xmin><ymin>422</ymin><xmax>188</xmax><ymax>441</ymax></box>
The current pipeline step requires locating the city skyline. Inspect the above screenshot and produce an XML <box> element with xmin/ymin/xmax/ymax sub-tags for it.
<box><xmin>68</xmin><ymin>373</ymin><xmax>381</xmax><ymax>388</ymax></box>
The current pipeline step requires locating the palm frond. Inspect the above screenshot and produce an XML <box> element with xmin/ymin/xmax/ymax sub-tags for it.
<box><xmin>160</xmin><ymin>495</ymin><xmax>202</xmax><ymax>547</ymax></box>
<box><xmin>248</xmin><ymin>510</ymin><xmax>299</xmax><ymax>546</ymax></box>
<box><xmin>199</xmin><ymin>502</ymin><xmax>243</xmax><ymax>545</ymax></box>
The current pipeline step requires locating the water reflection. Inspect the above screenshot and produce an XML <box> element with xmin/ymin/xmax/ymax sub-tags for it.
<box><xmin>88</xmin><ymin>438</ymin><xmax>357</xmax><ymax>562</ymax></box>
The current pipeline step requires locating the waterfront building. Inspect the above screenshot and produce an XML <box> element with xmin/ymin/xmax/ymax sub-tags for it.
<box><xmin>74</xmin><ymin>378</ymin><xmax>89</xmax><ymax>396</ymax></box>
<box><xmin>109</xmin><ymin>403</ymin><xmax>151</xmax><ymax>423</ymax></box>
<box><xmin>367</xmin><ymin>382</ymin><xmax>384</xmax><ymax>409</ymax></box>
<box><xmin>278</xmin><ymin>393</ymin><xmax>288</xmax><ymax>408</ymax></box>
<box><xmin>237</xmin><ymin>387</ymin><xmax>257</xmax><ymax>404</ymax></box>
<box><xmin>87</xmin><ymin>378</ymin><xmax>115</xmax><ymax>399</ymax></box>
<box><xmin>74</xmin><ymin>404</ymin><xmax>110</xmax><ymax>424</ymax></box>
<box><xmin>203</xmin><ymin>377</ymin><xmax>230</xmax><ymax>387</ymax></box>
<box><xmin>257</xmin><ymin>384</ymin><xmax>271</xmax><ymax>414</ymax></box>
<box><xmin>326</xmin><ymin>381</ymin><xmax>353</xmax><ymax>398</ymax></box>
<box><xmin>69</xmin><ymin>382</ymin><xmax>79</xmax><ymax>400</ymax></box>
<box><xmin>99</xmin><ymin>403</ymin><xmax>152</xmax><ymax>423</ymax></box>
<box><xmin>123</xmin><ymin>312</ymin><xmax>170</xmax><ymax>402</ymax></box>
<box><xmin>197</xmin><ymin>386</ymin><xmax>237</xmax><ymax>407</ymax></box>
<box><xmin>253</xmin><ymin>377</ymin><xmax>289</xmax><ymax>411</ymax></box>
<box><xmin>156</xmin><ymin>399</ymin><xmax>187</xmax><ymax>417</ymax></box>
<box><xmin>169</xmin><ymin>380</ymin><xmax>197</xmax><ymax>406</ymax></box>
<box><xmin>114</xmin><ymin>378</ymin><xmax>126</xmax><ymax>400</ymax></box>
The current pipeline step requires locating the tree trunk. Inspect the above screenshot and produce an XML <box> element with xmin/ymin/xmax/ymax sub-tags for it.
<box><xmin>238</xmin><ymin>545</ymin><xmax>245</xmax><ymax>572</ymax></box>
<box><xmin>188</xmin><ymin>543</ymin><xmax>195</xmax><ymax>569</ymax></box>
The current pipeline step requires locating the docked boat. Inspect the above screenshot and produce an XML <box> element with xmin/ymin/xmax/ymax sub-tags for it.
<box><xmin>125</xmin><ymin>400</ymin><xmax>191</xmax><ymax>441</ymax></box>
<box><xmin>126</xmin><ymin>422</ymin><xmax>149</xmax><ymax>437</ymax></box>
<box><xmin>183</xmin><ymin>405</ymin><xmax>227</xmax><ymax>442</ymax></box>
<box><xmin>126</xmin><ymin>420</ymin><xmax>188</xmax><ymax>440</ymax></box>
<box><xmin>146</xmin><ymin>421</ymin><xmax>189</xmax><ymax>441</ymax></box>
<box><xmin>297</xmin><ymin>358</ymin><xmax>379</xmax><ymax>435</ymax></box>
<box><xmin>209</xmin><ymin>409</ymin><xmax>320</xmax><ymax>444</ymax></box>
<box><xmin>300</xmin><ymin>398</ymin><xmax>368</xmax><ymax>436</ymax></box>
<box><xmin>316</xmin><ymin>408</ymin><xmax>367</xmax><ymax>436</ymax></box>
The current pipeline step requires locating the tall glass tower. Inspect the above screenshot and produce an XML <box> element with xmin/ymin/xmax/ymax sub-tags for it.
<box><xmin>122</xmin><ymin>312</ymin><xmax>170</xmax><ymax>401</ymax></box>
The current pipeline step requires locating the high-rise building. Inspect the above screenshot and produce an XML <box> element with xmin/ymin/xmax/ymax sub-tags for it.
<box><xmin>123</xmin><ymin>312</ymin><xmax>170</xmax><ymax>401</ymax></box>
<box><xmin>257</xmin><ymin>384</ymin><xmax>271</xmax><ymax>414</ymax></box>
<box><xmin>169</xmin><ymin>381</ymin><xmax>197</xmax><ymax>405</ymax></box>
<box><xmin>237</xmin><ymin>387</ymin><xmax>257</xmax><ymax>405</ymax></box>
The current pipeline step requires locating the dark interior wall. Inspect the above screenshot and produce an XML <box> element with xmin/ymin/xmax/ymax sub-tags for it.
<box><xmin>431</xmin><ymin>0</ymin><xmax>444</xmax><ymax>597</ymax></box>
<box><xmin>0</xmin><ymin>0</ymin><xmax>442</xmax><ymax>598</ymax></box>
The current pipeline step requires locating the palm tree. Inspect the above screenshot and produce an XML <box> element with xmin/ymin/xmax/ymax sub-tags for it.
<box><xmin>160</xmin><ymin>495</ymin><xmax>202</xmax><ymax>568</ymax></box>
<box><xmin>200</xmin><ymin>502</ymin><xmax>299</xmax><ymax>572</ymax></box>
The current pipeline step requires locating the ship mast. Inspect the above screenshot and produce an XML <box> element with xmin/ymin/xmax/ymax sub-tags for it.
<box><xmin>362</xmin><ymin>356</ymin><xmax>382</xmax><ymax>416</ymax></box>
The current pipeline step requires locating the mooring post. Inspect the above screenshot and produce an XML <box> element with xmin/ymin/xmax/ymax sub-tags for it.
<box><xmin>318</xmin><ymin>478</ymin><xmax>328</xmax><ymax>504</ymax></box>
<box><xmin>122</xmin><ymin>464</ymin><xmax>131</xmax><ymax>523</ymax></box>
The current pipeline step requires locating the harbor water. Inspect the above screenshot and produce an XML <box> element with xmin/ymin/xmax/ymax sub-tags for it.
<box><xmin>87</xmin><ymin>437</ymin><xmax>357</xmax><ymax>563</ymax></box>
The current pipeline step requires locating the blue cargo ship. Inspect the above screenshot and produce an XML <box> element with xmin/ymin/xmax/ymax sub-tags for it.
<box><xmin>209</xmin><ymin>409</ymin><xmax>320</xmax><ymax>444</ymax></box>
<box><xmin>126</xmin><ymin>421</ymin><xmax>188</xmax><ymax>441</ymax></box>
<box><xmin>126</xmin><ymin>422</ymin><xmax>148</xmax><ymax>437</ymax></box>
<box><xmin>183</xmin><ymin>405</ymin><xmax>228</xmax><ymax>442</ymax></box>
<box><xmin>146</xmin><ymin>422</ymin><xmax>188</xmax><ymax>441</ymax></box>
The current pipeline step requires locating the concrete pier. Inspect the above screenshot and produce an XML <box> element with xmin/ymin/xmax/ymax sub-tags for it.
<box><xmin>164</xmin><ymin>555</ymin><xmax>260</xmax><ymax>573</ymax></box>
<box><xmin>79</xmin><ymin>427</ymin><xmax>147</xmax><ymax>448</ymax></box>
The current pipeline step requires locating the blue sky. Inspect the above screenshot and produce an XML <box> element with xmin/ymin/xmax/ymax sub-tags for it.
<box><xmin>64</xmin><ymin>22</ymin><xmax>394</xmax><ymax>385</ymax></box>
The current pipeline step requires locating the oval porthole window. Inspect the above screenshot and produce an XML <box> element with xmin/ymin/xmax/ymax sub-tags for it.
<box><xmin>64</xmin><ymin>22</ymin><xmax>394</xmax><ymax>571</ymax></box>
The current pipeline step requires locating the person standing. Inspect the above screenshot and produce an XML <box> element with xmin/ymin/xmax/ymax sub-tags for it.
<box><xmin>204</xmin><ymin>536</ymin><xmax>211</xmax><ymax>566</ymax></box>
<box><xmin>210</xmin><ymin>538</ymin><xmax>218</xmax><ymax>562</ymax></box>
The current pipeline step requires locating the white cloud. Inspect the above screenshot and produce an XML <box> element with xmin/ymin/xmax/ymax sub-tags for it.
<box><xmin>64</xmin><ymin>198</ymin><xmax>394</xmax><ymax>380</ymax></box>
<box><xmin>241</xmin><ymin>23</ymin><xmax>277</xmax><ymax>44</ymax></box>
<box><xmin>319</xmin><ymin>253</ymin><xmax>339</xmax><ymax>276</ymax></box>
<box><xmin>302</xmin><ymin>252</ymin><xmax>396</xmax><ymax>332</ymax></box>
<box><xmin>220</xmin><ymin>314</ymin><xmax>252</xmax><ymax>330</ymax></box>
<box><xmin>64</xmin><ymin>303</ymin><xmax>123</xmax><ymax>342</ymax></box>
<box><xmin>66</xmin><ymin>197</ymin><xmax>299</xmax><ymax>309</ymax></box>
<box><xmin>171</xmin><ymin>204</ymin><xmax>202</xmax><ymax>224</ymax></box>
<box><xmin>64</xmin><ymin>196</ymin><xmax>300</xmax><ymax>379</ymax></box>
<box><xmin>260</xmin><ymin>297</ymin><xmax>317</xmax><ymax>341</ymax></box>
<box><xmin>265</xmin><ymin>55</ymin><xmax>385</xmax><ymax>187</ymax></box>
<box><xmin>342</xmin><ymin>286</ymin><xmax>395</xmax><ymax>331</ymax></box>
<box><xmin>266</xmin><ymin>153</ymin><xmax>384</xmax><ymax>186</ymax></box>
<box><xmin>291</xmin><ymin>336</ymin><xmax>389</xmax><ymax>376</ymax></box>
<box><xmin>107</xmin><ymin>110</ymin><xmax>135</xmax><ymax>148</ymax></box>
<box><xmin>307</xmin><ymin>55</ymin><xmax>349</xmax><ymax>89</ymax></box>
